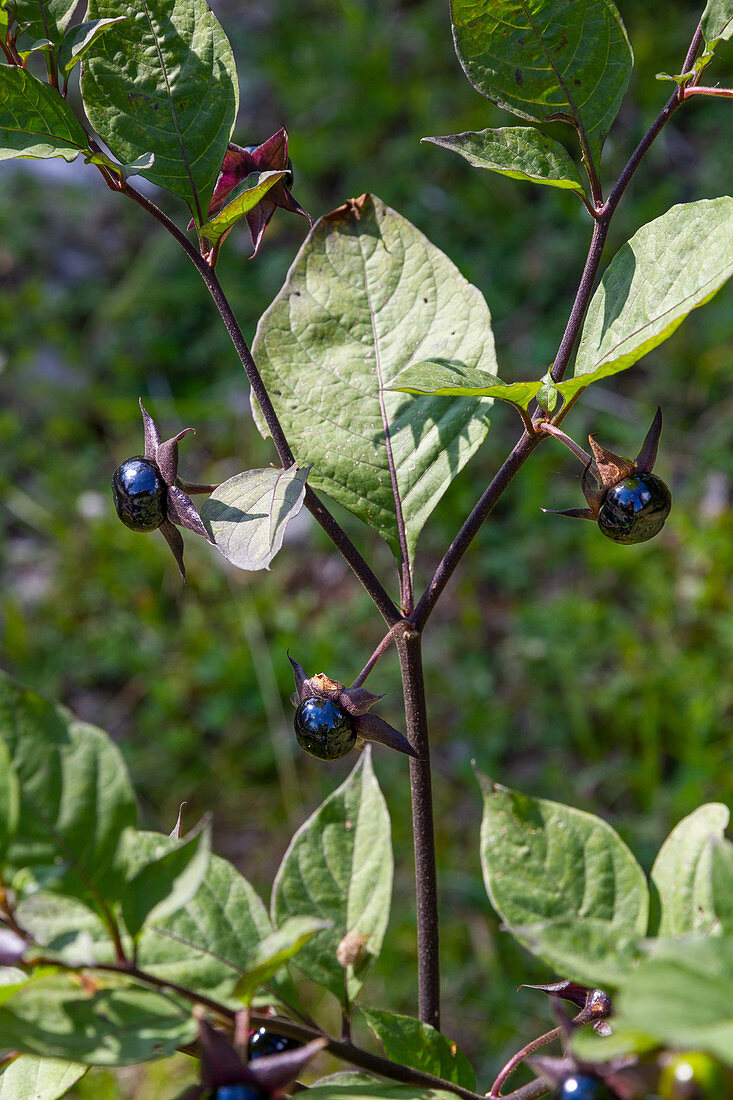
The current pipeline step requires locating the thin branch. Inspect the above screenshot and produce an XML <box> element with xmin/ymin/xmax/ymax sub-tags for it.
<box><xmin>396</xmin><ymin>629</ymin><xmax>440</xmax><ymax>1029</ymax></box>
<box><xmin>502</xmin><ymin>1081</ymin><xmax>551</xmax><ymax>1100</ymax></box>
<box><xmin>489</xmin><ymin>1027</ymin><xmax>562</xmax><ymax>1097</ymax></box>
<box><xmin>683</xmin><ymin>85</ymin><xmax>733</xmax><ymax>98</ymax></box>
<box><xmin>116</xmin><ymin>181</ymin><xmax>401</xmax><ymax>627</ymax></box>
<box><xmin>350</xmin><ymin>621</ymin><xmax>407</xmax><ymax>689</ymax></box>
<box><xmin>537</xmin><ymin>423</ymin><xmax>592</xmax><ymax>466</ymax></box>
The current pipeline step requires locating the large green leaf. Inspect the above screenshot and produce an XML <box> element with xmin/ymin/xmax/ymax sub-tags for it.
<box><xmin>650</xmin><ymin>803</ymin><xmax>730</xmax><ymax>936</ymax></box>
<box><xmin>251</xmin><ymin>193</ymin><xmax>496</xmax><ymax>564</ymax></box>
<box><xmin>0</xmin><ymin>67</ymin><xmax>88</xmax><ymax>162</ymax></box>
<box><xmin>479</xmin><ymin>773</ymin><xmax>648</xmax><ymax>986</ymax></box>
<box><xmin>422</xmin><ymin>128</ymin><xmax>586</xmax><ymax>194</ymax></box>
<box><xmin>0</xmin><ymin>1056</ymin><xmax>86</xmax><ymax>1099</ymax></box>
<box><xmin>702</xmin><ymin>0</ymin><xmax>733</xmax><ymax>45</ymax></box>
<box><xmin>0</xmin><ymin>672</ymin><xmax>136</xmax><ymax>914</ymax></box>
<box><xmin>359</xmin><ymin>1006</ymin><xmax>476</xmax><ymax>1090</ymax></box>
<box><xmin>119</xmin><ymin>824</ymin><xmax>212</xmax><ymax>941</ymax></box>
<box><xmin>450</xmin><ymin>0</ymin><xmax>633</xmax><ymax>163</ymax></box>
<box><xmin>81</xmin><ymin>0</ymin><xmax>238</xmax><ymax>220</ymax></box>
<box><xmin>57</xmin><ymin>17</ymin><xmax>127</xmax><ymax>76</ymax></box>
<box><xmin>201</xmin><ymin>464</ymin><xmax>310</xmax><ymax>571</ymax></box>
<box><xmin>5</xmin><ymin>0</ymin><xmax>77</xmax><ymax>43</ymax></box>
<box><xmin>0</xmin><ymin>973</ymin><xmax>195</xmax><ymax>1065</ymax></box>
<box><xmin>272</xmin><ymin>747</ymin><xmax>392</xmax><ymax>1005</ymax></box>
<box><xmin>559</xmin><ymin>198</ymin><xmax>733</xmax><ymax>399</ymax></box>
<box><xmin>390</xmin><ymin>358</ymin><xmax>542</xmax><ymax>411</ymax></box>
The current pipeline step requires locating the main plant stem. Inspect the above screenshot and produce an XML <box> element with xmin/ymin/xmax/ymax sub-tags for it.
<box><xmin>396</xmin><ymin>626</ymin><xmax>440</xmax><ymax>1029</ymax></box>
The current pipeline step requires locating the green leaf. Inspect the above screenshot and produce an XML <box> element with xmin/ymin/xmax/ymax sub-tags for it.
<box><xmin>0</xmin><ymin>1056</ymin><xmax>86</xmax><ymax>1099</ymax></box>
<box><xmin>0</xmin><ymin>672</ymin><xmax>137</xmax><ymax>913</ymax></box>
<box><xmin>650</xmin><ymin>803</ymin><xmax>730</xmax><ymax>936</ymax></box>
<box><xmin>451</xmin><ymin>0</ymin><xmax>633</xmax><ymax>164</ymax></box>
<box><xmin>702</xmin><ymin>0</ymin><xmax>733</xmax><ymax>45</ymax></box>
<box><xmin>711</xmin><ymin>838</ymin><xmax>733</xmax><ymax>932</ymax></box>
<box><xmin>5</xmin><ymin>0</ymin><xmax>77</xmax><ymax>43</ymax></box>
<box><xmin>80</xmin><ymin>0</ymin><xmax>238</xmax><ymax>220</ymax></box>
<box><xmin>252</xmin><ymin>193</ymin><xmax>497</xmax><ymax>564</ymax></box>
<box><xmin>233</xmin><ymin>915</ymin><xmax>331</xmax><ymax>1003</ymax></box>
<box><xmin>536</xmin><ymin>369</ymin><xmax>558</xmax><ymax>413</ymax></box>
<box><xmin>0</xmin><ymin>973</ymin><xmax>195</xmax><ymax>1065</ymax></box>
<box><xmin>390</xmin><ymin>359</ymin><xmax>542</xmax><ymax>411</ymax></box>
<box><xmin>0</xmin><ymin>67</ymin><xmax>88</xmax><ymax>162</ymax></box>
<box><xmin>57</xmin><ymin>17</ymin><xmax>127</xmax><ymax>75</ymax></box>
<box><xmin>478</xmin><ymin>772</ymin><xmax>648</xmax><ymax>986</ymax></box>
<box><xmin>84</xmin><ymin>149</ymin><xmax>155</xmax><ymax>179</ymax></box>
<box><xmin>422</xmin><ymin>128</ymin><xmax>586</xmax><ymax>195</ymax></box>
<box><xmin>559</xmin><ymin>198</ymin><xmax>733</xmax><ymax>399</ymax></box>
<box><xmin>272</xmin><ymin>747</ymin><xmax>392</xmax><ymax>1006</ymax></box>
<box><xmin>358</xmin><ymin>1005</ymin><xmax>476</xmax><ymax>1090</ymax></box>
<box><xmin>200</xmin><ymin>170</ymin><xmax>288</xmax><ymax>247</ymax></box>
<box><xmin>201</xmin><ymin>464</ymin><xmax>310</xmax><ymax>572</ymax></box>
<box><xmin>119</xmin><ymin>823</ymin><xmax>212</xmax><ymax>941</ymax></box>
<box><xmin>603</xmin><ymin>936</ymin><xmax>733</xmax><ymax>1068</ymax></box>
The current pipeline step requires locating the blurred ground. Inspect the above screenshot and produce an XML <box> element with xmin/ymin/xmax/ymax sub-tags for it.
<box><xmin>0</xmin><ymin>0</ymin><xmax>731</xmax><ymax>1094</ymax></box>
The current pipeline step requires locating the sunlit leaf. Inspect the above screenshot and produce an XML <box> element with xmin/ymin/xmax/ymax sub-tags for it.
<box><xmin>200</xmin><ymin>170</ymin><xmax>288</xmax><ymax>247</ymax></box>
<box><xmin>451</xmin><ymin>0</ymin><xmax>633</xmax><ymax>163</ymax></box>
<box><xmin>233</xmin><ymin>915</ymin><xmax>330</xmax><ymax>1003</ymax></box>
<box><xmin>0</xmin><ymin>68</ymin><xmax>87</xmax><ymax>162</ymax></box>
<box><xmin>423</xmin><ymin>128</ymin><xmax>586</xmax><ymax>194</ymax></box>
<box><xmin>390</xmin><ymin>358</ymin><xmax>541</xmax><ymax>410</ymax></box>
<box><xmin>252</xmin><ymin>193</ymin><xmax>497</xmax><ymax>564</ymax></box>
<box><xmin>57</xmin><ymin>17</ymin><xmax>127</xmax><ymax>75</ymax></box>
<box><xmin>119</xmin><ymin>824</ymin><xmax>212</xmax><ymax>941</ymax></box>
<box><xmin>81</xmin><ymin>0</ymin><xmax>238</xmax><ymax>220</ymax></box>
<box><xmin>359</xmin><ymin>1005</ymin><xmax>476</xmax><ymax>1090</ymax></box>
<box><xmin>702</xmin><ymin>0</ymin><xmax>733</xmax><ymax>45</ymax></box>
<box><xmin>201</xmin><ymin>464</ymin><xmax>310</xmax><ymax>571</ymax></box>
<box><xmin>559</xmin><ymin>198</ymin><xmax>733</xmax><ymax>399</ymax></box>
<box><xmin>651</xmin><ymin>803</ymin><xmax>730</xmax><ymax>936</ymax></box>
<box><xmin>0</xmin><ymin>1056</ymin><xmax>86</xmax><ymax>1099</ymax></box>
<box><xmin>478</xmin><ymin>772</ymin><xmax>648</xmax><ymax>986</ymax></box>
<box><xmin>6</xmin><ymin>0</ymin><xmax>77</xmax><ymax>43</ymax></box>
<box><xmin>272</xmin><ymin>747</ymin><xmax>392</xmax><ymax>1005</ymax></box>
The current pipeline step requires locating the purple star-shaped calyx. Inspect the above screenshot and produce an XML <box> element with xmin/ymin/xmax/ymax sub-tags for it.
<box><xmin>178</xmin><ymin>1015</ymin><xmax>326</xmax><ymax>1099</ymax></box>
<box><xmin>544</xmin><ymin>407</ymin><xmax>665</xmax><ymax>522</ymax></box>
<box><xmin>137</xmin><ymin>400</ymin><xmax>216</xmax><ymax>580</ymax></box>
<box><xmin>206</xmin><ymin>128</ymin><xmax>312</xmax><ymax>256</ymax></box>
<box><xmin>289</xmin><ymin>655</ymin><xmax>416</xmax><ymax>757</ymax></box>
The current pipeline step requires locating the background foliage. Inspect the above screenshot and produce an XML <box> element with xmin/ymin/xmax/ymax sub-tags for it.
<box><xmin>0</xmin><ymin>0</ymin><xmax>731</xmax><ymax>1094</ymax></box>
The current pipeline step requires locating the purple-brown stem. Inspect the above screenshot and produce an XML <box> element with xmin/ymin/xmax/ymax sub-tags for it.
<box><xmin>489</xmin><ymin>1026</ymin><xmax>562</xmax><ymax>1098</ymax></box>
<box><xmin>350</xmin><ymin>621</ymin><xmax>407</xmax><ymax>688</ymax></box>
<box><xmin>537</xmin><ymin>423</ymin><xmax>592</xmax><ymax>466</ymax></box>
<box><xmin>683</xmin><ymin>84</ymin><xmax>733</xmax><ymax>97</ymax></box>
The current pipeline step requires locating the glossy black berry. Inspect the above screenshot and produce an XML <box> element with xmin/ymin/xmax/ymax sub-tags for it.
<box><xmin>294</xmin><ymin>698</ymin><xmax>356</xmax><ymax>761</ymax></box>
<box><xmin>249</xmin><ymin>1027</ymin><xmax>301</xmax><ymax>1059</ymax></box>
<box><xmin>111</xmin><ymin>457</ymin><xmax>167</xmax><ymax>533</ymax></box>
<box><xmin>597</xmin><ymin>472</ymin><xmax>671</xmax><ymax>544</ymax></box>
<box><xmin>553</xmin><ymin>1075</ymin><xmax>616</xmax><ymax>1100</ymax></box>
<box><xmin>214</xmin><ymin>1087</ymin><xmax>265</xmax><ymax>1100</ymax></box>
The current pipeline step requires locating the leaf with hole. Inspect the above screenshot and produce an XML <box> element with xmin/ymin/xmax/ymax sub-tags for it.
<box><xmin>423</xmin><ymin>128</ymin><xmax>586</xmax><ymax>195</ymax></box>
<box><xmin>0</xmin><ymin>68</ymin><xmax>88</xmax><ymax>162</ymax></box>
<box><xmin>272</xmin><ymin>747</ymin><xmax>392</xmax><ymax>1006</ymax></box>
<box><xmin>650</xmin><ymin>803</ymin><xmax>730</xmax><ymax>936</ymax></box>
<box><xmin>478</xmin><ymin>772</ymin><xmax>648</xmax><ymax>986</ymax></box>
<box><xmin>252</xmin><ymin>193</ymin><xmax>497</xmax><ymax>565</ymax></box>
<box><xmin>559</xmin><ymin>198</ymin><xmax>733</xmax><ymax>399</ymax></box>
<box><xmin>81</xmin><ymin>0</ymin><xmax>238</xmax><ymax>220</ymax></box>
<box><xmin>450</xmin><ymin>0</ymin><xmax>633</xmax><ymax>164</ymax></box>
<box><xmin>201</xmin><ymin>464</ymin><xmax>310</xmax><ymax>571</ymax></box>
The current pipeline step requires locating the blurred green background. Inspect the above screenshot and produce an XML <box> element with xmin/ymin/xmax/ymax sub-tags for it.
<box><xmin>0</xmin><ymin>0</ymin><xmax>731</xmax><ymax>1094</ymax></box>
